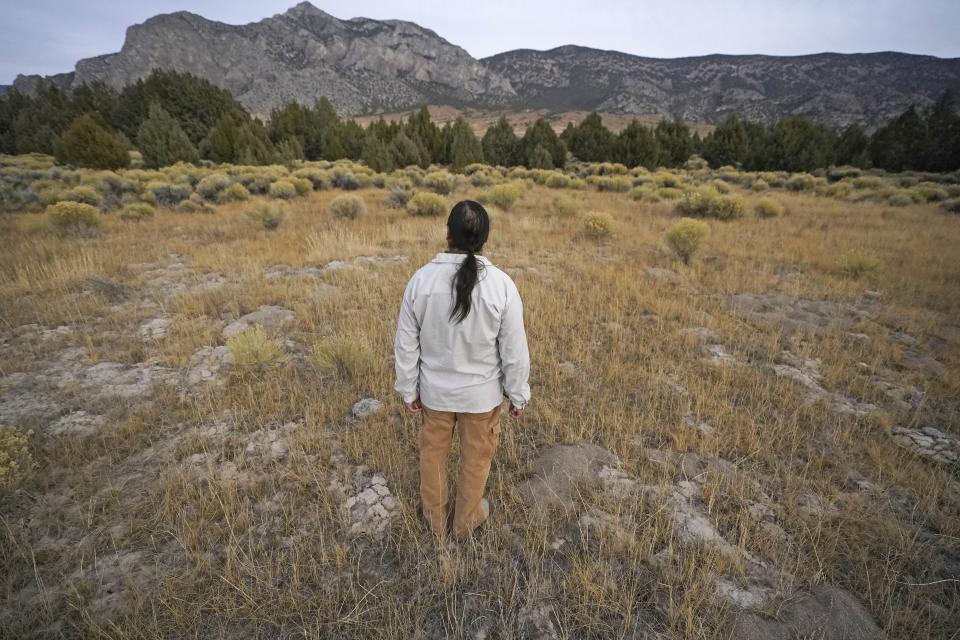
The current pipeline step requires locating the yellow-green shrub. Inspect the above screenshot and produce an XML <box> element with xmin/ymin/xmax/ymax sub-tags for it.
<box><xmin>583</xmin><ymin>212</ymin><xmax>613</xmax><ymax>239</ymax></box>
<box><xmin>785</xmin><ymin>173</ymin><xmax>817</xmax><ymax>191</ymax></box>
<box><xmin>754</xmin><ymin>197</ymin><xmax>785</xmax><ymax>218</ymax></box>
<box><xmin>552</xmin><ymin>194</ymin><xmax>578</xmax><ymax>217</ymax></box>
<box><xmin>424</xmin><ymin>171</ymin><xmax>456</xmax><ymax>195</ymax></box>
<box><xmin>312</xmin><ymin>337</ymin><xmax>375</xmax><ymax>381</ymax></box>
<box><xmin>751</xmin><ymin>179</ymin><xmax>769</xmax><ymax>192</ymax></box>
<box><xmin>289</xmin><ymin>177</ymin><xmax>313</xmax><ymax>195</ymax></box>
<box><xmin>329</xmin><ymin>194</ymin><xmax>367</xmax><ymax>220</ymax></box>
<box><xmin>0</xmin><ymin>425</ymin><xmax>32</xmax><ymax>491</ymax></box>
<box><xmin>483</xmin><ymin>181</ymin><xmax>526</xmax><ymax>210</ymax></box>
<box><xmin>61</xmin><ymin>185</ymin><xmax>102</xmax><ymax>206</ymax></box>
<box><xmin>46</xmin><ymin>201</ymin><xmax>101</xmax><ymax>234</ymax></box>
<box><xmin>227</xmin><ymin>325</ymin><xmax>287</xmax><ymax>369</ymax></box>
<box><xmin>836</xmin><ymin>252</ymin><xmax>881</xmax><ymax>278</ymax></box>
<box><xmin>665</xmin><ymin>217</ymin><xmax>710</xmax><ymax>264</ymax></box>
<box><xmin>196</xmin><ymin>172</ymin><xmax>232</xmax><ymax>199</ymax></box>
<box><xmin>406</xmin><ymin>191</ymin><xmax>447</xmax><ymax>217</ymax></box>
<box><xmin>118</xmin><ymin>203</ymin><xmax>156</xmax><ymax>221</ymax></box>
<box><xmin>268</xmin><ymin>180</ymin><xmax>298</xmax><ymax>199</ymax></box>
<box><xmin>218</xmin><ymin>182</ymin><xmax>250</xmax><ymax>203</ymax></box>
<box><xmin>245</xmin><ymin>202</ymin><xmax>287</xmax><ymax>230</ymax></box>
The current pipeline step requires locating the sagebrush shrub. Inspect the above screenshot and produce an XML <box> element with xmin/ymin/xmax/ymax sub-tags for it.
<box><xmin>751</xmin><ymin>179</ymin><xmax>769</xmax><ymax>192</ymax></box>
<box><xmin>196</xmin><ymin>172</ymin><xmax>231</xmax><ymax>199</ymax></box>
<box><xmin>754</xmin><ymin>198</ymin><xmax>785</xmax><ymax>218</ymax></box>
<box><xmin>545</xmin><ymin>173</ymin><xmax>572</xmax><ymax>189</ymax></box>
<box><xmin>218</xmin><ymin>182</ymin><xmax>250</xmax><ymax>203</ymax></box>
<box><xmin>941</xmin><ymin>198</ymin><xmax>960</xmax><ymax>213</ymax></box>
<box><xmin>329</xmin><ymin>194</ymin><xmax>367</xmax><ymax>220</ymax></box>
<box><xmin>387</xmin><ymin>188</ymin><xmax>413</xmax><ymax>209</ymax></box>
<box><xmin>583</xmin><ymin>212</ymin><xmax>613</xmax><ymax>239</ymax></box>
<box><xmin>46</xmin><ymin>201</ymin><xmax>101</xmax><ymax>235</ymax></box>
<box><xmin>666</xmin><ymin>217</ymin><xmax>710</xmax><ymax>264</ymax></box>
<box><xmin>406</xmin><ymin>192</ymin><xmax>447</xmax><ymax>217</ymax></box>
<box><xmin>483</xmin><ymin>182</ymin><xmax>525</xmax><ymax>210</ymax></box>
<box><xmin>552</xmin><ymin>194</ymin><xmax>578</xmax><ymax>217</ymax></box>
<box><xmin>61</xmin><ymin>185</ymin><xmax>102</xmax><ymax>206</ymax></box>
<box><xmin>910</xmin><ymin>184</ymin><xmax>949</xmax><ymax>203</ymax></box>
<box><xmin>118</xmin><ymin>203</ymin><xmax>156</xmax><ymax>221</ymax></box>
<box><xmin>176</xmin><ymin>198</ymin><xmax>213</xmax><ymax>214</ymax></box>
<box><xmin>657</xmin><ymin>187</ymin><xmax>683</xmax><ymax>200</ymax></box>
<box><xmin>312</xmin><ymin>337</ymin><xmax>375</xmax><ymax>381</ymax></box>
<box><xmin>145</xmin><ymin>180</ymin><xmax>191</xmax><ymax>206</ymax></box>
<box><xmin>227</xmin><ymin>325</ymin><xmax>287</xmax><ymax>369</ymax></box>
<box><xmin>268</xmin><ymin>180</ymin><xmax>298</xmax><ymax>199</ymax></box>
<box><xmin>424</xmin><ymin>171</ymin><xmax>456</xmax><ymax>195</ymax></box>
<box><xmin>0</xmin><ymin>425</ymin><xmax>32</xmax><ymax>491</ymax></box>
<box><xmin>245</xmin><ymin>203</ymin><xmax>286</xmax><ymax>230</ymax></box>
<box><xmin>289</xmin><ymin>177</ymin><xmax>313</xmax><ymax>195</ymax></box>
<box><xmin>887</xmin><ymin>192</ymin><xmax>913</xmax><ymax>207</ymax></box>
<box><xmin>785</xmin><ymin>173</ymin><xmax>817</xmax><ymax>191</ymax></box>
<box><xmin>836</xmin><ymin>252</ymin><xmax>881</xmax><ymax>278</ymax></box>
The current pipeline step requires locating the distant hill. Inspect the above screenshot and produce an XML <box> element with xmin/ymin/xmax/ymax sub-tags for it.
<box><xmin>0</xmin><ymin>85</ymin><xmax>9</xmax><ymax>97</ymax></box>
<box><xmin>11</xmin><ymin>2</ymin><xmax>960</xmax><ymax>128</ymax></box>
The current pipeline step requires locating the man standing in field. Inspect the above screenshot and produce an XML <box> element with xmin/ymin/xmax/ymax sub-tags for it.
<box><xmin>394</xmin><ymin>200</ymin><xmax>531</xmax><ymax>540</ymax></box>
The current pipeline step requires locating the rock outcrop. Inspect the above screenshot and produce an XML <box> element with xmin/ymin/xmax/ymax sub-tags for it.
<box><xmin>11</xmin><ymin>3</ymin><xmax>960</xmax><ymax>126</ymax></box>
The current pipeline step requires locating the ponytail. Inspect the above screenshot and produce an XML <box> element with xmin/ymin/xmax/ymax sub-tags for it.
<box><xmin>447</xmin><ymin>201</ymin><xmax>490</xmax><ymax>324</ymax></box>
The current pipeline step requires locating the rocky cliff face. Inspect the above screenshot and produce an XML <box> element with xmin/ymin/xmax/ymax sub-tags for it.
<box><xmin>484</xmin><ymin>46</ymin><xmax>960</xmax><ymax>128</ymax></box>
<box><xmin>16</xmin><ymin>2</ymin><xmax>516</xmax><ymax>116</ymax></box>
<box><xmin>11</xmin><ymin>3</ymin><xmax>960</xmax><ymax>127</ymax></box>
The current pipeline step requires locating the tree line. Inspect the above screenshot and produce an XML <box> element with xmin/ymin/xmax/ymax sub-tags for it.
<box><xmin>0</xmin><ymin>69</ymin><xmax>957</xmax><ymax>173</ymax></box>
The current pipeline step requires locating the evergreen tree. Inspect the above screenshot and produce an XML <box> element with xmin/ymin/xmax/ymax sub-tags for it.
<box><xmin>445</xmin><ymin>117</ymin><xmax>484</xmax><ymax>171</ymax></box>
<box><xmin>528</xmin><ymin>145</ymin><xmax>554</xmax><ymax>169</ymax></box>
<box><xmin>923</xmin><ymin>90</ymin><xmax>960</xmax><ymax>172</ymax></box>
<box><xmin>521</xmin><ymin>119</ymin><xmax>566</xmax><ymax>168</ymax></box>
<box><xmin>405</xmin><ymin>106</ymin><xmax>443</xmax><ymax>163</ymax></box>
<box><xmin>654</xmin><ymin>118</ymin><xmax>695</xmax><ymax>167</ymax></box>
<box><xmin>361</xmin><ymin>129</ymin><xmax>395</xmax><ymax>172</ymax></box>
<box><xmin>203</xmin><ymin>113</ymin><xmax>274</xmax><ymax>164</ymax></box>
<box><xmin>276</xmin><ymin>136</ymin><xmax>305</xmax><ymax>165</ymax></box>
<box><xmin>481</xmin><ymin>115</ymin><xmax>520</xmax><ymax>167</ymax></box>
<box><xmin>869</xmin><ymin>106</ymin><xmax>926</xmax><ymax>171</ymax></box>
<box><xmin>390</xmin><ymin>130</ymin><xmax>429</xmax><ymax>168</ymax></box>
<box><xmin>114</xmin><ymin>70</ymin><xmax>245</xmax><ymax>147</ymax></box>
<box><xmin>765</xmin><ymin>116</ymin><xmax>835</xmax><ymax>172</ymax></box>
<box><xmin>615</xmin><ymin>121</ymin><xmax>659</xmax><ymax>169</ymax></box>
<box><xmin>567</xmin><ymin>112</ymin><xmax>616</xmax><ymax>162</ymax></box>
<box><xmin>702</xmin><ymin>114</ymin><xmax>749</xmax><ymax>167</ymax></box>
<box><xmin>834</xmin><ymin>124</ymin><xmax>870</xmax><ymax>168</ymax></box>
<box><xmin>137</xmin><ymin>102</ymin><xmax>199</xmax><ymax>168</ymax></box>
<box><xmin>55</xmin><ymin>112</ymin><xmax>130</xmax><ymax>169</ymax></box>
<box><xmin>339</xmin><ymin>120</ymin><xmax>367</xmax><ymax>160</ymax></box>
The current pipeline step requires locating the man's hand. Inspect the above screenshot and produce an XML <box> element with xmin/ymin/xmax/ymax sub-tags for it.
<box><xmin>404</xmin><ymin>398</ymin><xmax>423</xmax><ymax>413</ymax></box>
<box><xmin>508</xmin><ymin>403</ymin><xmax>526</xmax><ymax>418</ymax></box>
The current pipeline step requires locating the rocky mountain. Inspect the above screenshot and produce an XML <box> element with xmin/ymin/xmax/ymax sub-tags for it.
<box><xmin>484</xmin><ymin>46</ymin><xmax>960</xmax><ymax>128</ymax></box>
<box><xmin>0</xmin><ymin>85</ymin><xmax>9</xmax><ymax>96</ymax></box>
<box><xmin>10</xmin><ymin>3</ymin><xmax>960</xmax><ymax>127</ymax></box>
<box><xmin>14</xmin><ymin>2</ymin><xmax>515</xmax><ymax>117</ymax></box>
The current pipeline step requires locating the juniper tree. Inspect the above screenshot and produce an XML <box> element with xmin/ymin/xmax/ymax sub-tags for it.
<box><xmin>137</xmin><ymin>103</ymin><xmax>199</xmax><ymax>168</ymax></box>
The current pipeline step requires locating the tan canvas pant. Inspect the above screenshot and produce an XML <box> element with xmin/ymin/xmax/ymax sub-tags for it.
<box><xmin>419</xmin><ymin>403</ymin><xmax>501</xmax><ymax>539</ymax></box>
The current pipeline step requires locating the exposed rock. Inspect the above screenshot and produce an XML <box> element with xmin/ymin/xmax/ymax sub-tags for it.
<box><xmin>769</xmin><ymin>351</ymin><xmax>877</xmax><ymax>417</ymax></box>
<box><xmin>222</xmin><ymin>305</ymin><xmax>295</xmax><ymax>339</ymax></box>
<box><xmin>243</xmin><ymin>421</ymin><xmax>300</xmax><ymax>461</ymax></box>
<box><xmin>320</xmin><ymin>255</ymin><xmax>409</xmax><ymax>273</ymax></box>
<box><xmin>263</xmin><ymin>264</ymin><xmax>327</xmax><ymax>280</ymax></box>
<box><xmin>729</xmin><ymin>586</ymin><xmax>887</xmax><ymax>640</ymax></box>
<box><xmin>352</xmin><ymin>397</ymin><xmax>384</xmax><ymax>419</ymax></box>
<box><xmin>679</xmin><ymin>326</ymin><xmax>719</xmax><ymax>344</ymax></box>
<box><xmin>47</xmin><ymin>411</ymin><xmax>105</xmax><ymax>438</ymax></box>
<box><xmin>138</xmin><ymin>317</ymin><xmax>172</xmax><ymax>340</ymax></box>
<box><xmin>558</xmin><ymin>361</ymin><xmax>578</xmax><ymax>377</ymax></box>
<box><xmin>899</xmin><ymin>348</ymin><xmax>946</xmax><ymax>378</ymax></box>
<box><xmin>645</xmin><ymin>267</ymin><xmax>681</xmax><ymax>284</ymax></box>
<box><xmin>328</xmin><ymin>458</ymin><xmax>400</xmax><ymax>537</ymax></box>
<box><xmin>184</xmin><ymin>346</ymin><xmax>233</xmax><ymax>386</ymax></box>
<box><xmin>514</xmin><ymin>443</ymin><xmax>619</xmax><ymax>512</ymax></box>
<box><xmin>485</xmin><ymin>47</ymin><xmax>957</xmax><ymax>128</ymax></box>
<box><xmin>701</xmin><ymin>343</ymin><xmax>742</xmax><ymax>367</ymax></box>
<box><xmin>727</xmin><ymin>292</ymin><xmax>874</xmax><ymax>336</ymax></box>
<box><xmin>84</xmin><ymin>275</ymin><xmax>131</xmax><ymax>302</ymax></box>
<box><xmin>517</xmin><ymin>602</ymin><xmax>558</xmax><ymax>640</ymax></box>
<box><xmin>891</xmin><ymin>426</ymin><xmax>959</xmax><ymax>465</ymax></box>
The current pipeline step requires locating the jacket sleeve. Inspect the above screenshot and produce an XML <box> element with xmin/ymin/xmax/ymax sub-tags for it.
<box><xmin>394</xmin><ymin>278</ymin><xmax>421</xmax><ymax>403</ymax></box>
<box><xmin>498</xmin><ymin>282</ymin><xmax>531</xmax><ymax>408</ymax></box>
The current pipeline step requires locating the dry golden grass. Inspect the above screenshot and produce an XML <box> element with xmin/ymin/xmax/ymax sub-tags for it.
<box><xmin>0</xmin><ymin>161</ymin><xmax>958</xmax><ymax>638</ymax></box>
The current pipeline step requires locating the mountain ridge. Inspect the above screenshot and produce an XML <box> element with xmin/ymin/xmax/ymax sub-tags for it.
<box><xmin>11</xmin><ymin>2</ymin><xmax>960</xmax><ymax>127</ymax></box>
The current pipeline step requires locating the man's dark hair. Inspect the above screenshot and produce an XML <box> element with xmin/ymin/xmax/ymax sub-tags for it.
<box><xmin>447</xmin><ymin>200</ymin><xmax>490</xmax><ymax>323</ymax></box>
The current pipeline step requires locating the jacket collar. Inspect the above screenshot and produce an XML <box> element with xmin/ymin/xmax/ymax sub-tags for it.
<box><xmin>432</xmin><ymin>252</ymin><xmax>491</xmax><ymax>265</ymax></box>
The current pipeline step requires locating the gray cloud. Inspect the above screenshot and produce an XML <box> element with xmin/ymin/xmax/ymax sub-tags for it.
<box><xmin>2</xmin><ymin>0</ymin><xmax>958</xmax><ymax>85</ymax></box>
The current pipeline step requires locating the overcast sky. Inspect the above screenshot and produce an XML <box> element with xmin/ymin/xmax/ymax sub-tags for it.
<box><xmin>2</xmin><ymin>0</ymin><xmax>959</xmax><ymax>84</ymax></box>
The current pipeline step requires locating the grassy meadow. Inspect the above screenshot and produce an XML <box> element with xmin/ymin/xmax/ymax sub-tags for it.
<box><xmin>0</xmin><ymin>153</ymin><xmax>958</xmax><ymax>638</ymax></box>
